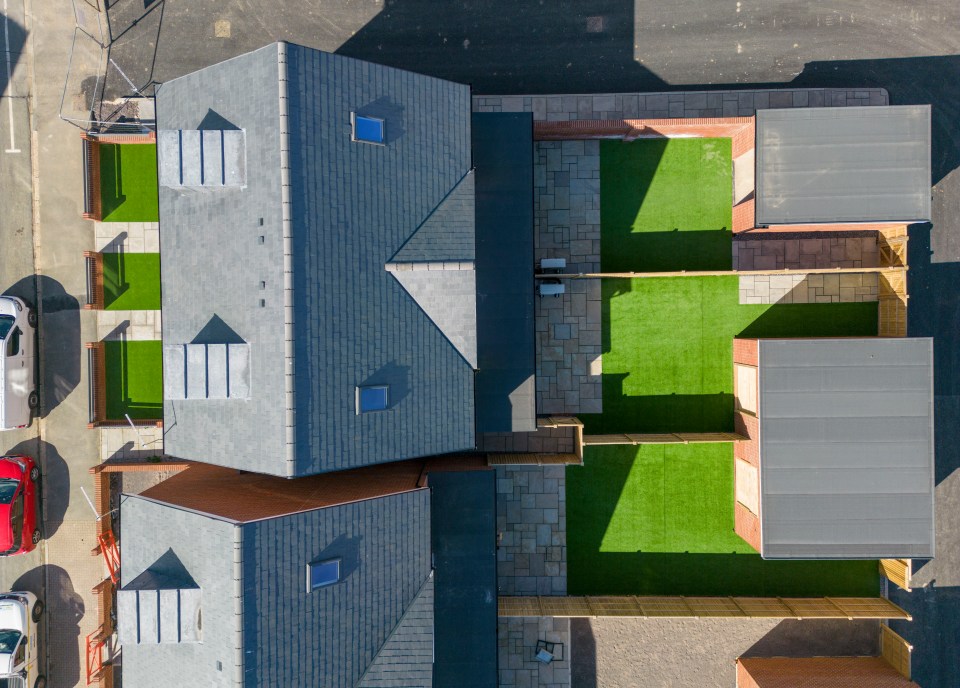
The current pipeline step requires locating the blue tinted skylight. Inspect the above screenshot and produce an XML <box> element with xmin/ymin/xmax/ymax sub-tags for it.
<box><xmin>358</xmin><ymin>385</ymin><xmax>389</xmax><ymax>413</ymax></box>
<box><xmin>309</xmin><ymin>559</ymin><xmax>341</xmax><ymax>591</ymax></box>
<box><xmin>353</xmin><ymin>114</ymin><xmax>385</xmax><ymax>144</ymax></box>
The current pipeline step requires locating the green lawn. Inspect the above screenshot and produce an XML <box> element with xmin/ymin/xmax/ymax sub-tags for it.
<box><xmin>567</xmin><ymin>277</ymin><xmax>880</xmax><ymax>595</ymax></box>
<box><xmin>103</xmin><ymin>253</ymin><xmax>161</xmax><ymax>310</ymax></box>
<box><xmin>99</xmin><ymin>143</ymin><xmax>159</xmax><ymax>222</ymax></box>
<box><xmin>104</xmin><ymin>340</ymin><xmax>163</xmax><ymax>420</ymax></box>
<box><xmin>600</xmin><ymin>138</ymin><xmax>733</xmax><ymax>272</ymax></box>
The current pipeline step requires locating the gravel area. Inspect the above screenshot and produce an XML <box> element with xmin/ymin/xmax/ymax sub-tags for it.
<box><xmin>571</xmin><ymin>617</ymin><xmax>879</xmax><ymax>687</ymax></box>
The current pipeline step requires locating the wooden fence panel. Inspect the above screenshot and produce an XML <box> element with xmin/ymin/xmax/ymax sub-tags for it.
<box><xmin>880</xmin><ymin>559</ymin><xmax>912</xmax><ymax>591</ymax></box>
<box><xmin>498</xmin><ymin>596</ymin><xmax>911</xmax><ymax>620</ymax></box>
<box><xmin>880</xmin><ymin>623</ymin><xmax>913</xmax><ymax>680</ymax></box>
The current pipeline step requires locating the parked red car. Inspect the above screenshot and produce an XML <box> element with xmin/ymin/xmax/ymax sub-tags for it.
<box><xmin>0</xmin><ymin>455</ymin><xmax>40</xmax><ymax>556</ymax></box>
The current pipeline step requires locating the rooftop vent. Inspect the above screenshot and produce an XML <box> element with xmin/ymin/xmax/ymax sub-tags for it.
<box><xmin>117</xmin><ymin>587</ymin><xmax>202</xmax><ymax>645</ymax></box>
<box><xmin>158</xmin><ymin>129</ymin><xmax>246</xmax><ymax>188</ymax></box>
<box><xmin>164</xmin><ymin>343</ymin><xmax>251</xmax><ymax>400</ymax></box>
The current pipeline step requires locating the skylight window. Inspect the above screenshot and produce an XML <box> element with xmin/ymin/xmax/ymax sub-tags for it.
<box><xmin>307</xmin><ymin>559</ymin><xmax>341</xmax><ymax>591</ymax></box>
<box><xmin>356</xmin><ymin>385</ymin><xmax>389</xmax><ymax>414</ymax></box>
<box><xmin>351</xmin><ymin>113</ymin><xmax>385</xmax><ymax>144</ymax></box>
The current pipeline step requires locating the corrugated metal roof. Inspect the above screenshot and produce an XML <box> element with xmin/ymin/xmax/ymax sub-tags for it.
<box><xmin>758</xmin><ymin>337</ymin><xmax>935</xmax><ymax>559</ymax></box>
<box><xmin>159</xmin><ymin>43</ymin><xmax>477</xmax><ymax>477</ymax></box>
<box><xmin>472</xmin><ymin>113</ymin><xmax>537</xmax><ymax>432</ymax></box>
<box><xmin>755</xmin><ymin>106</ymin><xmax>931</xmax><ymax>225</ymax></box>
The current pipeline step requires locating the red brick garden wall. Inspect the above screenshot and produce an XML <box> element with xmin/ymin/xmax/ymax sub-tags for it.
<box><xmin>733</xmin><ymin>338</ymin><xmax>759</xmax><ymax>367</ymax></box>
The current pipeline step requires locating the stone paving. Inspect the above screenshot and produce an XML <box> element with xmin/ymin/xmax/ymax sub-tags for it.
<box><xmin>480</xmin><ymin>426</ymin><xmax>576</xmax><ymax>454</ymax></box>
<box><xmin>99</xmin><ymin>425</ymin><xmax>165</xmax><ymax>462</ymax></box>
<box><xmin>534</xmin><ymin>140</ymin><xmax>603</xmax><ymax>416</ymax></box>
<box><xmin>733</xmin><ymin>235</ymin><xmax>879</xmax><ymax>271</ymax></box>
<box><xmin>739</xmin><ymin>273</ymin><xmax>879</xmax><ymax>305</ymax></box>
<box><xmin>94</xmin><ymin>220</ymin><xmax>160</xmax><ymax>252</ymax></box>
<box><xmin>499</xmin><ymin>617</ymin><xmax>571</xmax><ymax>688</ymax></box>
<box><xmin>473</xmin><ymin>88</ymin><xmax>888</xmax><ymax>120</ymax></box>
<box><xmin>96</xmin><ymin>308</ymin><xmax>162</xmax><ymax>341</ymax></box>
<box><xmin>496</xmin><ymin>465</ymin><xmax>567</xmax><ymax>596</ymax></box>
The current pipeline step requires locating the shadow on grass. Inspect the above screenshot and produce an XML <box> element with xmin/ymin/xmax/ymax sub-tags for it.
<box><xmin>104</xmin><ymin>340</ymin><xmax>163</xmax><ymax>420</ymax></box>
<box><xmin>737</xmin><ymin>302</ymin><xmax>879</xmax><ymax>339</ymax></box>
<box><xmin>602</xmin><ymin>228</ymin><xmax>733</xmax><ymax>272</ymax></box>
<box><xmin>99</xmin><ymin>143</ymin><xmax>126</xmax><ymax>219</ymax></box>
<box><xmin>580</xmin><ymin>380</ymin><xmax>734</xmax><ymax>435</ymax></box>
<box><xmin>101</xmin><ymin>249</ymin><xmax>130</xmax><ymax>308</ymax></box>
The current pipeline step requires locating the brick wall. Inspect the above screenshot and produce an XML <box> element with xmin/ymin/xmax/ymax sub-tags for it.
<box><xmin>735</xmin><ymin>501</ymin><xmax>762</xmax><ymax>552</ymax></box>
<box><xmin>733</xmin><ymin>197</ymin><xmax>756</xmax><ymax>233</ymax></box>
<box><xmin>741</xmin><ymin>222</ymin><xmax>906</xmax><ymax>235</ymax></box>
<box><xmin>733</xmin><ymin>338</ymin><xmax>759</xmax><ymax>367</ymax></box>
<box><xmin>533</xmin><ymin>117</ymin><xmax>754</xmax><ymax>145</ymax></box>
<box><xmin>734</xmin><ymin>413</ymin><xmax>759</xmax><ymax>466</ymax></box>
<box><xmin>736</xmin><ymin>657</ymin><xmax>920</xmax><ymax>687</ymax></box>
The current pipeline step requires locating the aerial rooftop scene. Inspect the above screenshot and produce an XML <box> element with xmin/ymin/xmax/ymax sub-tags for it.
<box><xmin>0</xmin><ymin>1</ymin><xmax>957</xmax><ymax>687</ymax></box>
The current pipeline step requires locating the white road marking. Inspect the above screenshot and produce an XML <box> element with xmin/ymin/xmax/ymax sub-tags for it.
<box><xmin>3</xmin><ymin>0</ymin><xmax>20</xmax><ymax>153</ymax></box>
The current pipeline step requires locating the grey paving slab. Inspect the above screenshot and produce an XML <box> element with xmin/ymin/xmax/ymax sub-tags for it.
<box><xmin>498</xmin><ymin>617</ymin><xmax>570</xmax><ymax>688</ymax></box>
<box><xmin>496</xmin><ymin>466</ymin><xmax>566</xmax><ymax>597</ymax></box>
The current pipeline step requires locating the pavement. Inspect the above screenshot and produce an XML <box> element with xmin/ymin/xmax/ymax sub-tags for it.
<box><xmin>1</xmin><ymin>0</ymin><xmax>105</xmax><ymax>686</ymax></box>
<box><xmin>0</xmin><ymin>0</ymin><xmax>957</xmax><ymax>686</ymax></box>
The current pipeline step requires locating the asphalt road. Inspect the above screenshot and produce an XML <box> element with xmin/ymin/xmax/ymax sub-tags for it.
<box><xmin>52</xmin><ymin>0</ymin><xmax>960</xmax><ymax>685</ymax></box>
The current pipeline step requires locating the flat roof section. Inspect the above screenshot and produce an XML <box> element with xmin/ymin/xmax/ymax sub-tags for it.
<box><xmin>472</xmin><ymin>112</ymin><xmax>537</xmax><ymax>433</ymax></box>
<box><xmin>755</xmin><ymin>105</ymin><xmax>931</xmax><ymax>225</ymax></box>
<box><xmin>758</xmin><ymin>337</ymin><xmax>935</xmax><ymax>559</ymax></box>
<box><xmin>430</xmin><ymin>469</ymin><xmax>497</xmax><ymax>688</ymax></box>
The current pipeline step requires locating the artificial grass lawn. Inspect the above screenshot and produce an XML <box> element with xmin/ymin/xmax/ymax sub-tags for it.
<box><xmin>567</xmin><ymin>276</ymin><xmax>881</xmax><ymax>596</ymax></box>
<box><xmin>99</xmin><ymin>143</ymin><xmax>159</xmax><ymax>222</ymax></box>
<box><xmin>102</xmin><ymin>253</ymin><xmax>161</xmax><ymax>310</ymax></box>
<box><xmin>104</xmin><ymin>340</ymin><xmax>163</xmax><ymax>420</ymax></box>
<box><xmin>600</xmin><ymin>138</ymin><xmax>733</xmax><ymax>272</ymax></box>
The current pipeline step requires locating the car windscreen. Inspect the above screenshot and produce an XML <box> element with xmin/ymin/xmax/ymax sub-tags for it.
<box><xmin>0</xmin><ymin>480</ymin><xmax>16</xmax><ymax>505</ymax></box>
<box><xmin>0</xmin><ymin>316</ymin><xmax>13</xmax><ymax>341</ymax></box>
<box><xmin>0</xmin><ymin>630</ymin><xmax>20</xmax><ymax>653</ymax></box>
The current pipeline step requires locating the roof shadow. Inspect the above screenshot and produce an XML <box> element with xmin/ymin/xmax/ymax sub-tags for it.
<box><xmin>191</xmin><ymin>314</ymin><xmax>245</xmax><ymax>344</ymax></box>
<box><xmin>198</xmin><ymin>108</ymin><xmax>240</xmax><ymax>131</ymax></box>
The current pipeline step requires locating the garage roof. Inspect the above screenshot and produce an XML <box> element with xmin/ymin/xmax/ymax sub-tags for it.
<box><xmin>758</xmin><ymin>338</ymin><xmax>935</xmax><ymax>559</ymax></box>
<box><xmin>755</xmin><ymin>106</ymin><xmax>931</xmax><ymax>225</ymax></box>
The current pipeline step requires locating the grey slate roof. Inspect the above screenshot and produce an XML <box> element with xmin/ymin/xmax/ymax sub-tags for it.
<box><xmin>757</xmin><ymin>338</ymin><xmax>935</xmax><ymax>559</ymax></box>
<box><xmin>120</xmin><ymin>488</ymin><xmax>433</xmax><ymax>688</ymax></box>
<box><xmin>357</xmin><ymin>575</ymin><xmax>435</xmax><ymax>688</ymax></box>
<box><xmin>390</xmin><ymin>172</ymin><xmax>476</xmax><ymax>264</ymax></box>
<box><xmin>755</xmin><ymin>106</ymin><xmax>932</xmax><ymax>225</ymax></box>
<box><xmin>472</xmin><ymin>113</ymin><xmax>537</xmax><ymax>432</ymax></box>
<box><xmin>158</xmin><ymin>43</ymin><xmax>476</xmax><ymax>476</ymax></box>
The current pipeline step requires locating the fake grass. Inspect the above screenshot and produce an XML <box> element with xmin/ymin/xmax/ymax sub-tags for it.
<box><xmin>567</xmin><ymin>443</ymin><xmax>880</xmax><ymax>596</ymax></box>
<box><xmin>102</xmin><ymin>253</ymin><xmax>161</xmax><ymax>310</ymax></box>
<box><xmin>567</xmin><ymin>276</ymin><xmax>880</xmax><ymax>595</ymax></box>
<box><xmin>600</xmin><ymin>138</ymin><xmax>733</xmax><ymax>272</ymax></box>
<box><xmin>104</xmin><ymin>340</ymin><xmax>163</xmax><ymax>420</ymax></box>
<box><xmin>99</xmin><ymin>143</ymin><xmax>159</xmax><ymax>222</ymax></box>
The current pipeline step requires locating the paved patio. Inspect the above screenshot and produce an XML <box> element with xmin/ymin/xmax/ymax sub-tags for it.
<box><xmin>535</xmin><ymin>141</ymin><xmax>604</xmax><ymax>415</ymax></box>
<box><xmin>499</xmin><ymin>617</ymin><xmax>571</xmax><ymax>688</ymax></box>
<box><xmin>733</xmin><ymin>235</ymin><xmax>880</xmax><ymax>271</ymax></box>
<box><xmin>739</xmin><ymin>273</ymin><xmax>879</xmax><ymax>305</ymax></box>
<box><xmin>496</xmin><ymin>465</ymin><xmax>567</xmax><ymax>596</ymax></box>
<box><xmin>94</xmin><ymin>220</ymin><xmax>160</xmax><ymax>253</ymax></box>
<box><xmin>480</xmin><ymin>425</ymin><xmax>577</xmax><ymax>454</ymax></box>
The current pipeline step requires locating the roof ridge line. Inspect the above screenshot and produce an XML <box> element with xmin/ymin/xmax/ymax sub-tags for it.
<box><xmin>354</xmin><ymin>570</ymin><xmax>434</xmax><ymax>688</ymax></box>
<box><xmin>277</xmin><ymin>41</ymin><xmax>297</xmax><ymax>478</ymax></box>
<box><xmin>388</xmin><ymin>168</ymin><xmax>474</xmax><ymax>264</ymax></box>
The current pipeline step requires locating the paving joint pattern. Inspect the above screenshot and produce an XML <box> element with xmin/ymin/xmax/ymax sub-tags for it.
<box><xmin>496</xmin><ymin>465</ymin><xmax>567</xmax><ymax>596</ymax></box>
<box><xmin>94</xmin><ymin>221</ymin><xmax>160</xmax><ymax>253</ymax></box>
<box><xmin>498</xmin><ymin>617</ymin><xmax>571</xmax><ymax>688</ymax></box>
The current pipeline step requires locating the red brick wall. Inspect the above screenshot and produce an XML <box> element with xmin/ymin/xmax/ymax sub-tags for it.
<box><xmin>735</xmin><ymin>501</ymin><xmax>762</xmax><ymax>552</ymax></box>
<box><xmin>741</xmin><ymin>222</ymin><xmax>905</xmax><ymax>234</ymax></box>
<box><xmin>733</xmin><ymin>338</ymin><xmax>759</xmax><ymax>367</ymax></box>
<box><xmin>734</xmin><ymin>413</ymin><xmax>759</xmax><ymax>466</ymax></box>
<box><xmin>736</xmin><ymin>657</ymin><xmax>919</xmax><ymax>687</ymax></box>
<box><xmin>733</xmin><ymin>198</ymin><xmax>756</xmax><ymax>233</ymax></box>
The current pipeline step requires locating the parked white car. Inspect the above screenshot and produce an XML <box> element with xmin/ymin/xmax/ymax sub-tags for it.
<box><xmin>0</xmin><ymin>591</ymin><xmax>44</xmax><ymax>688</ymax></box>
<box><xmin>0</xmin><ymin>296</ymin><xmax>37</xmax><ymax>431</ymax></box>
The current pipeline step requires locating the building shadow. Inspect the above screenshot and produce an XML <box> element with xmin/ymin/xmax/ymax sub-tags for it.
<box><xmin>888</xmin><ymin>583</ymin><xmax>960</xmax><ymax>688</ymax></box>
<box><xmin>14</xmin><ymin>565</ymin><xmax>85</xmax><ymax>688</ymax></box>
<box><xmin>3</xmin><ymin>276</ymin><xmax>81</xmax><ymax>419</ymax></box>
<box><xmin>0</xmin><ymin>11</ymin><xmax>25</xmax><ymax>99</ymax></box>
<box><xmin>740</xmin><ymin>619</ymin><xmax>880</xmax><ymax>658</ymax></box>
